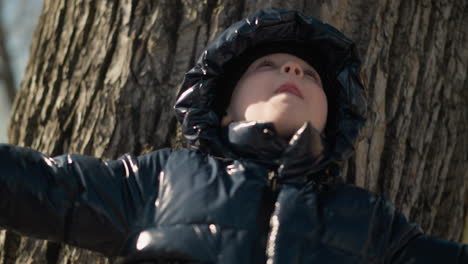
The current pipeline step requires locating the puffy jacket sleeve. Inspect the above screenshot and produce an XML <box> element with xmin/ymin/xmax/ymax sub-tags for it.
<box><xmin>0</xmin><ymin>143</ymin><xmax>171</xmax><ymax>256</ymax></box>
<box><xmin>390</xmin><ymin>234</ymin><xmax>468</xmax><ymax>263</ymax></box>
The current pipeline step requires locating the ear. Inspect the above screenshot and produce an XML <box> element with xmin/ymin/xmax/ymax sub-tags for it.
<box><xmin>221</xmin><ymin>110</ymin><xmax>234</xmax><ymax>127</ymax></box>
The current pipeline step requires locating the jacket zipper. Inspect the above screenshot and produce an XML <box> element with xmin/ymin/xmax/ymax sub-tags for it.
<box><xmin>267</xmin><ymin>170</ymin><xmax>278</xmax><ymax>192</ymax></box>
<box><xmin>265</xmin><ymin>169</ymin><xmax>280</xmax><ymax>263</ymax></box>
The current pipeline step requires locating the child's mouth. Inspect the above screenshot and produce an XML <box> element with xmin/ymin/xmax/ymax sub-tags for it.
<box><xmin>275</xmin><ymin>82</ymin><xmax>304</xmax><ymax>99</ymax></box>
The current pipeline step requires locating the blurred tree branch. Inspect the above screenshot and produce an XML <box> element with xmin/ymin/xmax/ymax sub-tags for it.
<box><xmin>0</xmin><ymin>0</ymin><xmax>17</xmax><ymax>104</ymax></box>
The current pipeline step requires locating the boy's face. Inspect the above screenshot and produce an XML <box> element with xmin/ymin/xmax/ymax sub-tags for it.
<box><xmin>222</xmin><ymin>53</ymin><xmax>328</xmax><ymax>138</ymax></box>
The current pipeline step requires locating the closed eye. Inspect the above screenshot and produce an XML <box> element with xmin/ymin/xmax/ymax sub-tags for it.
<box><xmin>305</xmin><ymin>69</ymin><xmax>321</xmax><ymax>83</ymax></box>
<box><xmin>257</xmin><ymin>59</ymin><xmax>274</xmax><ymax>68</ymax></box>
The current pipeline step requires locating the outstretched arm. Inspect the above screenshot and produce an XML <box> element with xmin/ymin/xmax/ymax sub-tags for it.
<box><xmin>391</xmin><ymin>234</ymin><xmax>468</xmax><ymax>263</ymax></box>
<box><xmin>321</xmin><ymin>184</ymin><xmax>468</xmax><ymax>264</ymax></box>
<box><xmin>0</xmin><ymin>144</ymin><xmax>170</xmax><ymax>256</ymax></box>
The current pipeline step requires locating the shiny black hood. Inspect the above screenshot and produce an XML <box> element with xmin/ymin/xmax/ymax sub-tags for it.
<box><xmin>174</xmin><ymin>8</ymin><xmax>367</xmax><ymax>172</ymax></box>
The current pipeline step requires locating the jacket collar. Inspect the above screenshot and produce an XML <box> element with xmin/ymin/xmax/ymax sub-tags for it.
<box><xmin>222</xmin><ymin>121</ymin><xmax>332</xmax><ymax>180</ymax></box>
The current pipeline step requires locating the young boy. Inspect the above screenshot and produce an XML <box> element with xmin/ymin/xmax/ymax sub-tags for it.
<box><xmin>0</xmin><ymin>8</ymin><xmax>467</xmax><ymax>264</ymax></box>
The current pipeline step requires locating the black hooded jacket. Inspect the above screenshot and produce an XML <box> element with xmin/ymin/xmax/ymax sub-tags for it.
<box><xmin>0</xmin><ymin>8</ymin><xmax>467</xmax><ymax>264</ymax></box>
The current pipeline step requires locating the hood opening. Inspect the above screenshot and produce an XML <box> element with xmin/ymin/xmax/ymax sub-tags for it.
<box><xmin>213</xmin><ymin>40</ymin><xmax>340</xmax><ymax>150</ymax></box>
<box><xmin>175</xmin><ymin>8</ymin><xmax>367</xmax><ymax>169</ymax></box>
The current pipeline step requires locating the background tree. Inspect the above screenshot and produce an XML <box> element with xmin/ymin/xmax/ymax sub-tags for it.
<box><xmin>0</xmin><ymin>0</ymin><xmax>41</xmax><ymax>144</ymax></box>
<box><xmin>1</xmin><ymin>0</ymin><xmax>467</xmax><ymax>263</ymax></box>
<box><xmin>0</xmin><ymin>20</ymin><xmax>16</xmax><ymax>105</ymax></box>
<box><xmin>0</xmin><ymin>0</ymin><xmax>16</xmax><ymax>105</ymax></box>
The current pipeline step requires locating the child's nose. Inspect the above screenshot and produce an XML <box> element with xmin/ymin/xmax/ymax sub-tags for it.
<box><xmin>280</xmin><ymin>61</ymin><xmax>304</xmax><ymax>77</ymax></box>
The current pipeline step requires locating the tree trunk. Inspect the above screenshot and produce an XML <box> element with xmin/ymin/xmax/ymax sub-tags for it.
<box><xmin>2</xmin><ymin>0</ymin><xmax>467</xmax><ymax>263</ymax></box>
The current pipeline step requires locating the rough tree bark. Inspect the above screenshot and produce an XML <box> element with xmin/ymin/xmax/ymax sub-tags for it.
<box><xmin>1</xmin><ymin>0</ymin><xmax>467</xmax><ymax>263</ymax></box>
